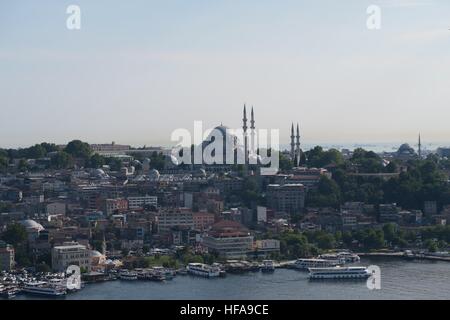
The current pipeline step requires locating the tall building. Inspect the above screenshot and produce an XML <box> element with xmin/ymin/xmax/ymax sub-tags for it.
<box><xmin>51</xmin><ymin>242</ymin><xmax>91</xmax><ymax>272</ymax></box>
<box><xmin>202</xmin><ymin>220</ymin><xmax>254</xmax><ymax>259</ymax></box>
<box><xmin>157</xmin><ymin>208</ymin><xmax>194</xmax><ymax>233</ymax></box>
<box><xmin>104</xmin><ymin>198</ymin><xmax>128</xmax><ymax>215</ymax></box>
<box><xmin>266</xmin><ymin>183</ymin><xmax>306</xmax><ymax>214</ymax></box>
<box><xmin>127</xmin><ymin>195</ymin><xmax>158</xmax><ymax>210</ymax></box>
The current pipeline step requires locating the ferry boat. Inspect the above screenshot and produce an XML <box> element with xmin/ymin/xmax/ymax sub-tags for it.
<box><xmin>119</xmin><ymin>271</ymin><xmax>138</xmax><ymax>281</ymax></box>
<box><xmin>187</xmin><ymin>263</ymin><xmax>221</xmax><ymax>278</ymax></box>
<box><xmin>2</xmin><ymin>285</ymin><xmax>20</xmax><ymax>299</ymax></box>
<box><xmin>261</xmin><ymin>260</ymin><xmax>275</xmax><ymax>273</ymax></box>
<box><xmin>294</xmin><ymin>258</ymin><xmax>340</xmax><ymax>270</ymax></box>
<box><xmin>319</xmin><ymin>252</ymin><xmax>360</xmax><ymax>264</ymax></box>
<box><xmin>152</xmin><ymin>267</ymin><xmax>174</xmax><ymax>280</ymax></box>
<box><xmin>22</xmin><ymin>281</ymin><xmax>67</xmax><ymax>297</ymax></box>
<box><xmin>308</xmin><ymin>266</ymin><xmax>370</xmax><ymax>280</ymax></box>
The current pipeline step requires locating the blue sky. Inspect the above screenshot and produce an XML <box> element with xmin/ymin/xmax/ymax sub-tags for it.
<box><xmin>1</xmin><ymin>0</ymin><xmax>450</xmax><ymax>148</ymax></box>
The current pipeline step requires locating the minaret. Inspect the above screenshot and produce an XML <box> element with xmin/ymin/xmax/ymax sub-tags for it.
<box><xmin>290</xmin><ymin>123</ymin><xmax>295</xmax><ymax>161</ymax></box>
<box><xmin>250</xmin><ymin>106</ymin><xmax>256</xmax><ymax>163</ymax></box>
<box><xmin>243</xmin><ymin>105</ymin><xmax>248</xmax><ymax>169</ymax></box>
<box><xmin>102</xmin><ymin>233</ymin><xmax>106</xmax><ymax>256</ymax></box>
<box><xmin>418</xmin><ymin>133</ymin><xmax>422</xmax><ymax>159</ymax></box>
<box><xmin>295</xmin><ymin>123</ymin><xmax>301</xmax><ymax>167</ymax></box>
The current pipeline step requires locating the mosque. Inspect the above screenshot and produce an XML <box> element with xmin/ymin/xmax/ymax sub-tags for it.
<box><xmin>199</xmin><ymin>104</ymin><xmax>302</xmax><ymax>172</ymax></box>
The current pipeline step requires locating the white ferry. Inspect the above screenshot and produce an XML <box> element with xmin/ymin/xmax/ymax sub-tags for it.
<box><xmin>319</xmin><ymin>252</ymin><xmax>360</xmax><ymax>264</ymax></box>
<box><xmin>294</xmin><ymin>258</ymin><xmax>340</xmax><ymax>270</ymax></box>
<box><xmin>261</xmin><ymin>260</ymin><xmax>275</xmax><ymax>273</ymax></box>
<box><xmin>2</xmin><ymin>285</ymin><xmax>20</xmax><ymax>299</ymax></box>
<box><xmin>119</xmin><ymin>271</ymin><xmax>138</xmax><ymax>280</ymax></box>
<box><xmin>22</xmin><ymin>281</ymin><xmax>67</xmax><ymax>297</ymax></box>
<box><xmin>308</xmin><ymin>266</ymin><xmax>370</xmax><ymax>280</ymax></box>
<box><xmin>187</xmin><ymin>263</ymin><xmax>221</xmax><ymax>278</ymax></box>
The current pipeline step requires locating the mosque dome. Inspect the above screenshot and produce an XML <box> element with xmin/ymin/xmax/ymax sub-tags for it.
<box><xmin>20</xmin><ymin>220</ymin><xmax>44</xmax><ymax>232</ymax></box>
<box><xmin>169</xmin><ymin>155</ymin><xmax>179</xmax><ymax>166</ymax></box>
<box><xmin>397</xmin><ymin>143</ymin><xmax>415</xmax><ymax>155</ymax></box>
<box><xmin>90</xmin><ymin>250</ymin><xmax>103</xmax><ymax>257</ymax></box>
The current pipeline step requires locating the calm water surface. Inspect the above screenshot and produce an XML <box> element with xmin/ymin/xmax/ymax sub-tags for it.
<box><xmin>16</xmin><ymin>258</ymin><xmax>450</xmax><ymax>300</ymax></box>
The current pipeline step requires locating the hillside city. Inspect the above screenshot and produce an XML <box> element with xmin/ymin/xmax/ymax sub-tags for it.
<box><xmin>2</xmin><ymin>131</ymin><xmax>450</xmax><ymax>278</ymax></box>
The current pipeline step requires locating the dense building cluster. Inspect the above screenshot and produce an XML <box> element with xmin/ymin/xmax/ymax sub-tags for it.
<box><xmin>1</xmin><ymin>110</ymin><xmax>450</xmax><ymax>272</ymax></box>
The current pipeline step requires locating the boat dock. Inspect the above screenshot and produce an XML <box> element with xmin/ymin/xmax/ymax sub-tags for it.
<box><xmin>357</xmin><ymin>251</ymin><xmax>450</xmax><ymax>262</ymax></box>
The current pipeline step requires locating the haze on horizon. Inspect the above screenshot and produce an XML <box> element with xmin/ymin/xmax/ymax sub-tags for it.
<box><xmin>1</xmin><ymin>0</ymin><xmax>450</xmax><ymax>149</ymax></box>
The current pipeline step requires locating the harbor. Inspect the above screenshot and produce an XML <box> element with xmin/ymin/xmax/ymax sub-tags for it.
<box><xmin>10</xmin><ymin>257</ymin><xmax>450</xmax><ymax>300</ymax></box>
<box><xmin>4</xmin><ymin>249</ymin><xmax>450</xmax><ymax>299</ymax></box>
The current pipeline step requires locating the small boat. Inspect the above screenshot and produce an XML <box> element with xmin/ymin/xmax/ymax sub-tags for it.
<box><xmin>261</xmin><ymin>260</ymin><xmax>275</xmax><ymax>273</ymax></box>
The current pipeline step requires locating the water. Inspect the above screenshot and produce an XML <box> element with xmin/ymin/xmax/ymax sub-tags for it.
<box><xmin>14</xmin><ymin>258</ymin><xmax>450</xmax><ymax>300</ymax></box>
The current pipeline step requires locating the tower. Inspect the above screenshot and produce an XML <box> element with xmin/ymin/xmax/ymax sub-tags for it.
<box><xmin>290</xmin><ymin>123</ymin><xmax>295</xmax><ymax>161</ymax></box>
<box><xmin>295</xmin><ymin>123</ymin><xmax>301</xmax><ymax>167</ymax></box>
<box><xmin>243</xmin><ymin>104</ymin><xmax>248</xmax><ymax>169</ymax></box>
<box><xmin>418</xmin><ymin>133</ymin><xmax>422</xmax><ymax>159</ymax></box>
<box><xmin>250</xmin><ymin>106</ymin><xmax>256</xmax><ymax>162</ymax></box>
<box><xmin>102</xmin><ymin>233</ymin><xmax>106</xmax><ymax>256</ymax></box>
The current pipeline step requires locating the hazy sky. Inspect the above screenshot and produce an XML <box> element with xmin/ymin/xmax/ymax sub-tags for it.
<box><xmin>1</xmin><ymin>0</ymin><xmax>450</xmax><ymax>148</ymax></box>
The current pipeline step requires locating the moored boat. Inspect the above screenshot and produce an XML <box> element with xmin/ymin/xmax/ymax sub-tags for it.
<box><xmin>261</xmin><ymin>260</ymin><xmax>275</xmax><ymax>273</ymax></box>
<box><xmin>319</xmin><ymin>252</ymin><xmax>360</xmax><ymax>264</ymax></box>
<box><xmin>308</xmin><ymin>266</ymin><xmax>370</xmax><ymax>280</ymax></box>
<box><xmin>119</xmin><ymin>271</ymin><xmax>138</xmax><ymax>281</ymax></box>
<box><xmin>22</xmin><ymin>281</ymin><xmax>67</xmax><ymax>297</ymax></box>
<box><xmin>187</xmin><ymin>263</ymin><xmax>220</xmax><ymax>278</ymax></box>
<box><xmin>2</xmin><ymin>286</ymin><xmax>20</xmax><ymax>299</ymax></box>
<box><xmin>294</xmin><ymin>258</ymin><xmax>340</xmax><ymax>270</ymax></box>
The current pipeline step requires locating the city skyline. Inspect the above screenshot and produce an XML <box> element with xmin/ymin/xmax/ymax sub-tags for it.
<box><xmin>1</xmin><ymin>0</ymin><xmax>450</xmax><ymax>148</ymax></box>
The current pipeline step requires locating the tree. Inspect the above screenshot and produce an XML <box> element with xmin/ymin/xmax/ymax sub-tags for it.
<box><xmin>51</xmin><ymin>151</ymin><xmax>73</xmax><ymax>169</ymax></box>
<box><xmin>18</xmin><ymin>159</ymin><xmax>29</xmax><ymax>172</ymax></box>
<box><xmin>279</xmin><ymin>153</ymin><xmax>293</xmax><ymax>171</ymax></box>
<box><xmin>424</xmin><ymin>239</ymin><xmax>438</xmax><ymax>253</ymax></box>
<box><xmin>64</xmin><ymin>140</ymin><xmax>92</xmax><ymax>159</ymax></box>
<box><xmin>306</xmin><ymin>176</ymin><xmax>341</xmax><ymax>208</ymax></box>
<box><xmin>363</xmin><ymin>229</ymin><xmax>385</xmax><ymax>249</ymax></box>
<box><xmin>25</xmin><ymin>144</ymin><xmax>46</xmax><ymax>159</ymax></box>
<box><xmin>1</xmin><ymin>223</ymin><xmax>27</xmax><ymax>246</ymax></box>
<box><xmin>36</xmin><ymin>262</ymin><xmax>51</xmax><ymax>273</ymax></box>
<box><xmin>383</xmin><ymin>223</ymin><xmax>397</xmax><ymax>243</ymax></box>
<box><xmin>0</xmin><ymin>156</ymin><xmax>8</xmax><ymax>173</ymax></box>
<box><xmin>87</xmin><ymin>154</ymin><xmax>105</xmax><ymax>168</ymax></box>
<box><xmin>305</xmin><ymin>146</ymin><xmax>343</xmax><ymax>168</ymax></box>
